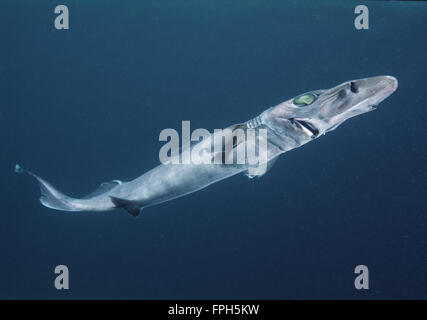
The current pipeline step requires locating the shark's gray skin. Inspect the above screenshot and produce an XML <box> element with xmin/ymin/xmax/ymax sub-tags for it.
<box><xmin>16</xmin><ymin>76</ymin><xmax>398</xmax><ymax>217</ymax></box>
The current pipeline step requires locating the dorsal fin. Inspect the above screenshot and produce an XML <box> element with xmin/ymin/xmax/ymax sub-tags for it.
<box><xmin>83</xmin><ymin>180</ymin><xmax>122</xmax><ymax>199</ymax></box>
<box><xmin>110</xmin><ymin>196</ymin><xmax>143</xmax><ymax>217</ymax></box>
<box><xmin>211</xmin><ymin>123</ymin><xmax>248</xmax><ymax>164</ymax></box>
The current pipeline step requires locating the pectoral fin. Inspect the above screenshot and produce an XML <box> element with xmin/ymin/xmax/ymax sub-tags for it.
<box><xmin>246</xmin><ymin>157</ymin><xmax>278</xmax><ymax>179</ymax></box>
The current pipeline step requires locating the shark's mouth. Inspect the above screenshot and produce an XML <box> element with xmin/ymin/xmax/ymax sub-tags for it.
<box><xmin>290</xmin><ymin>118</ymin><xmax>319</xmax><ymax>138</ymax></box>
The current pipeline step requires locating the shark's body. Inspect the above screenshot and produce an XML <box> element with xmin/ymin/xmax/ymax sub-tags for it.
<box><xmin>17</xmin><ymin>76</ymin><xmax>398</xmax><ymax>217</ymax></box>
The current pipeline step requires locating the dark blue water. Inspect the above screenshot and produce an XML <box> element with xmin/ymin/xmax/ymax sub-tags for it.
<box><xmin>1</xmin><ymin>1</ymin><xmax>426</xmax><ymax>299</ymax></box>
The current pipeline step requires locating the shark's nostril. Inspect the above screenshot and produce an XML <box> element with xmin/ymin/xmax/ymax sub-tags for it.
<box><xmin>350</xmin><ymin>82</ymin><xmax>358</xmax><ymax>93</ymax></box>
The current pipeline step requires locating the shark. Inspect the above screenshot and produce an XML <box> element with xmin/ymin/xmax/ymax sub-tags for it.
<box><xmin>15</xmin><ymin>75</ymin><xmax>398</xmax><ymax>217</ymax></box>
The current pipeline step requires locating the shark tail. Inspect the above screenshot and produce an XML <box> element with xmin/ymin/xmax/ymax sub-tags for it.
<box><xmin>14</xmin><ymin>164</ymin><xmax>119</xmax><ymax>212</ymax></box>
<box><xmin>15</xmin><ymin>164</ymin><xmax>81</xmax><ymax>211</ymax></box>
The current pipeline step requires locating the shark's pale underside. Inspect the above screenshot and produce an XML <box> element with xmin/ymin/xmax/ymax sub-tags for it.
<box><xmin>16</xmin><ymin>76</ymin><xmax>398</xmax><ymax>217</ymax></box>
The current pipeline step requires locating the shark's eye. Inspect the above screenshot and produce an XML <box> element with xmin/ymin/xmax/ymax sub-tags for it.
<box><xmin>293</xmin><ymin>94</ymin><xmax>315</xmax><ymax>106</ymax></box>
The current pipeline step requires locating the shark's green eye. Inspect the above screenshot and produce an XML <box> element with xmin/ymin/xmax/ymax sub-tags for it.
<box><xmin>293</xmin><ymin>94</ymin><xmax>315</xmax><ymax>106</ymax></box>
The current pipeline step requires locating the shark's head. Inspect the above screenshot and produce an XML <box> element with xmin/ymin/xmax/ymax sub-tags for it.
<box><xmin>267</xmin><ymin>76</ymin><xmax>398</xmax><ymax>143</ymax></box>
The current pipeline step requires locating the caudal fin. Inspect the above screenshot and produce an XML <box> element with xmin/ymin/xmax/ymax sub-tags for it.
<box><xmin>15</xmin><ymin>164</ymin><xmax>81</xmax><ymax>211</ymax></box>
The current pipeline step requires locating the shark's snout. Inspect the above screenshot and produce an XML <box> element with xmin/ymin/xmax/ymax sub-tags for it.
<box><xmin>374</xmin><ymin>75</ymin><xmax>398</xmax><ymax>93</ymax></box>
<box><xmin>384</xmin><ymin>75</ymin><xmax>398</xmax><ymax>92</ymax></box>
<box><xmin>355</xmin><ymin>75</ymin><xmax>398</xmax><ymax>100</ymax></box>
<box><xmin>367</xmin><ymin>75</ymin><xmax>398</xmax><ymax>107</ymax></box>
